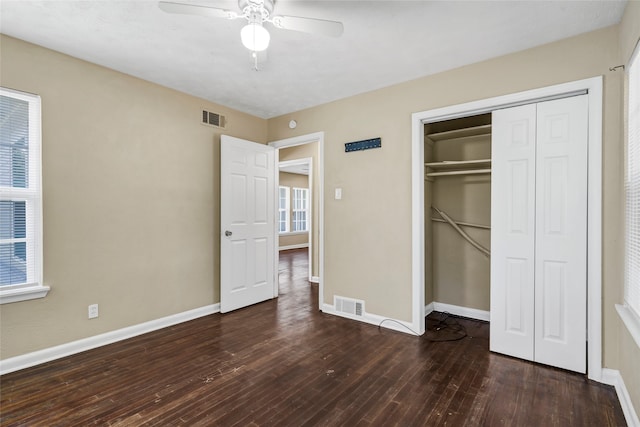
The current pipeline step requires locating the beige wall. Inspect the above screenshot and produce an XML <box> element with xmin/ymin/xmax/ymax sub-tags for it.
<box><xmin>268</xmin><ymin>25</ymin><xmax>623</xmax><ymax>367</ymax></box>
<box><xmin>617</xmin><ymin>0</ymin><xmax>640</xmax><ymax>416</ymax></box>
<box><xmin>278</xmin><ymin>142</ymin><xmax>320</xmax><ymax>277</ymax></box>
<box><xmin>278</xmin><ymin>171</ymin><xmax>309</xmax><ymax>248</ymax></box>
<box><xmin>0</xmin><ymin>35</ymin><xmax>267</xmax><ymax>359</ymax></box>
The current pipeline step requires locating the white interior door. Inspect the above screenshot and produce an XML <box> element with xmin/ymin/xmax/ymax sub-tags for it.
<box><xmin>220</xmin><ymin>135</ymin><xmax>276</xmax><ymax>313</ymax></box>
<box><xmin>534</xmin><ymin>95</ymin><xmax>588</xmax><ymax>373</ymax></box>
<box><xmin>490</xmin><ymin>103</ymin><xmax>537</xmax><ymax>360</ymax></box>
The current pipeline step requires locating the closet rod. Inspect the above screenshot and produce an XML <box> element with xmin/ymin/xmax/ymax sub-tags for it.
<box><xmin>431</xmin><ymin>217</ymin><xmax>490</xmax><ymax>230</ymax></box>
<box><xmin>432</xmin><ymin>207</ymin><xmax>490</xmax><ymax>257</ymax></box>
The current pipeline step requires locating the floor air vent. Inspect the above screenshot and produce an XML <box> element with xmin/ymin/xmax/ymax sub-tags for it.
<box><xmin>334</xmin><ymin>296</ymin><xmax>364</xmax><ymax>317</ymax></box>
<box><xmin>202</xmin><ymin>109</ymin><xmax>226</xmax><ymax>129</ymax></box>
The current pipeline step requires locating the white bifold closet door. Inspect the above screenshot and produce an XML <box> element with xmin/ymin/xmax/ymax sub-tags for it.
<box><xmin>490</xmin><ymin>95</ymin><xmax>588</xmax><ymax>373</ymax></box>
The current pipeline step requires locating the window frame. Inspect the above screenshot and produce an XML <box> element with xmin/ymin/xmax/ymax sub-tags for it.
<box><xmin>619</xmin><ymin>40</ymin><xmax>640</xmax><ymax>347</ymax></box>
<box><xmin>278</xmin><ymin>185</ymin><xmax>290</xmax><ymax>234</ymax></box>
<box><xmin>0</xmin><ymin>87</ymin><xmax>48</xmax><ymax>304</ymax></box>
<box><xmin>292</xmin><ymin>187</ymin><xmax>309</xmax><ymax>232</ymax></box>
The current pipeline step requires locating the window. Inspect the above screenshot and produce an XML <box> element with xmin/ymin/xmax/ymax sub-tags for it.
<box><xmin>278</xmin><ymin>186</ymin><xmax>290</xmax><ymax>233</ymax></box>
<box><xmin>292</xmin><ymin>187</ymin><xmax>309</xmax><ymax>232</ymax></box>
<box><xmin>624</xmin><ymin>42</ymin><xmax>640</xmax><ymax>326</ymax></box>
<box><xmin>0</xmin><ymin>87</ymin><xmax>47</xmax><ymax>304</ymax></box>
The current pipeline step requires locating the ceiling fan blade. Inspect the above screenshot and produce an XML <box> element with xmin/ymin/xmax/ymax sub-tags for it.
<box><xmin>158</xmin><ymin>1</ymin><xmax>239</xmax><ymax>20</ymax></box>
<box><xmin>271</xmin><ymin>15</ymin><xmax>344</xmax><ymax>37</ymax></box>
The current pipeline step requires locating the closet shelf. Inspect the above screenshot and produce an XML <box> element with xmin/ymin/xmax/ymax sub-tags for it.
<box><xmin>425</xmin><ymin>159</ymin><xmax>491</xmax><ymax>169</ymax></box>
<box><xmin>426</xmin><ymin>124</ymin><xmax>491</xmax><ymax>142</ymax></box>
<box><xmin>425</xmin><ymin>159</ymin><xmax>491</xmax><ymax>177</ymax></box>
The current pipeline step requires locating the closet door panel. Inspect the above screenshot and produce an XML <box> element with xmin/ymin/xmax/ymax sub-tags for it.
<box><xmin>490</xmin><ymin>104</ymin><xmax>536</xmax><ymax>361</ymax></box>
<box><xmin>505</xmin><ymin>257</ymin><xmax>528</xmax><ymax>333</ymax></box>
<box><xmin>534</xmin><ymin>95</ymin><xmax>588</xmax><ymax>373</ymax></box>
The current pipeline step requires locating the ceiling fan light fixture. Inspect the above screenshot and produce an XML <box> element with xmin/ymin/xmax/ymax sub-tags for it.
<box><xmin>241</xmin><ymin>23</ymin><xmax>270</xmax><ymax>51</ymax></box>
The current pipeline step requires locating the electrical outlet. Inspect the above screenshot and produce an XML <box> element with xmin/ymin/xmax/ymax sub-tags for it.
<box><xmin>88</xmin><ymin>304</ymin><xmax>99</xmax><ymax>319</ymax></box>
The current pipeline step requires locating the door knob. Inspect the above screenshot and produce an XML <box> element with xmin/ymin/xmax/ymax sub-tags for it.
<box><xmin>225</xmin><ymin>230</ymin><xmax>232</xmax><ymax>237</ymax></box>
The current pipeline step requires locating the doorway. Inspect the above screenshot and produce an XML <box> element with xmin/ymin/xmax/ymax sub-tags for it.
<box><xmin>269</xmin><ymin>132</ymin><xmax>325</xmax><ymax>311</ymax></box>
<box><xmin>278</xmin><ymin>157</ymin><xmax>313</xmax><ymax>283</ymax></box>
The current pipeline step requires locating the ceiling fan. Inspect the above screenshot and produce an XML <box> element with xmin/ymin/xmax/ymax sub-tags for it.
<box><xmin>159</xmin><ymin>0</ymin><xmax>344</xmax><ymax>68</ymax></box>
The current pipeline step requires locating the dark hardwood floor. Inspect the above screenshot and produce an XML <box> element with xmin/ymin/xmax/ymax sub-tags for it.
<box><xmin>0</xmin><ymin>248</ymin><xmax>626</xmax><ymax>426</ymax></box>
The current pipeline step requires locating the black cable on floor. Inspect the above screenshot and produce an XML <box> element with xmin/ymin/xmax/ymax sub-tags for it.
<box><xmin>425</xmin><ymin>311</ymin><xmax>467</xmax><ymax>342</ymax></box>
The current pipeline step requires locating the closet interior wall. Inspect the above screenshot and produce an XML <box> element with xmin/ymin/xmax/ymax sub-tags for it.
<box><xmin>424</xmin><ymin>114</ymin><xmax>492</xmax><ymax>312</ymax></box>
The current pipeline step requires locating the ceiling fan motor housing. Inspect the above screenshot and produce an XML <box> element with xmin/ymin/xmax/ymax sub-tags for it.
<box><xmin>239</xmin><ymin>0</ymin><xmax>274</xmax><ymax>22</ymax></box>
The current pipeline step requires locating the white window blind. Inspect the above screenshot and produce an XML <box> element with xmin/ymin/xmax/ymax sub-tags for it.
<box><xmin>292</xmin><ymin>187</ymin><xmax>309</xmax><ymax>232</ymax></box>
<box><xmin>0</xmin><ymin>87</ymin><xmax>46</xmax><ymax>303</ymax></box>
<box><xmin>625</xmin><ymin>42</ymin><xmax>640</xmax><ymax>320</ymax></box>
<box><xmin>278</xmin><ymin>186</ymin><xmax>289</xmax><ymax>233</ymax></box>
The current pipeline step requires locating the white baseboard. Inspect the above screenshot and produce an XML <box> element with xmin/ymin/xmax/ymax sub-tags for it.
<box><xmin>0</xmin><ymin>304</ymin><xmax>220</xmax><ymax>375</ymax></box>
<box><xmin>602</xmin><ymin>368</ymin><xmax>640</xmax><ymax>427</ymax></box>
<box><xmin>310</xmin><ymin>276</ymin><xmax>320</xmax><ymax>283</ymax></box>
<box><xmin>279</xmin><ymin>243</ymin><xmax>309</xmax><ymax>251</ymax></box>
<box><xmin>322</xmin><ymin>303</ymin><xmax>419</xmax><ymax>335</ymax></box>
<box><xmin>428</xmin><ymin>301</ymin><xmax>490</xmax><ymax>322</ymax></box>
<box><xmin>425</xmin><ymin>302</ymin><xmax>435</xmax><ymax>316</ymax></box>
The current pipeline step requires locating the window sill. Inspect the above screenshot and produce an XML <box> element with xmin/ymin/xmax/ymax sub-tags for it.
<box><xmin>0</xmin><ymin>284</ymin><xmax>50</xmax><ymax>304</ymax></box>
<box><xmin>279</xmin><ymin>231</ymin><xmax>309</xmax><ymax>236</ymax></box>
<box><xmin>616</xmin><ymin>304</ymin><xmax>640</xmax><ymax>349</ymax></box>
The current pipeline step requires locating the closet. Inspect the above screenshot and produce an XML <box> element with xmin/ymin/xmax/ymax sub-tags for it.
<box><xmin>424</xmin><ymin>114</ymin><xmax>492</xmax><ymax>316</ymax></box>
<box><xmin>424</xmin><ymin>95</ymin><xmax>588</xmax><ymax>374</ymax></box>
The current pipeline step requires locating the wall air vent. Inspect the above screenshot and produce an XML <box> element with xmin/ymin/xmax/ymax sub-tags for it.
<box><xmin>202</xmin><ymin>109</ymin><xmax>226</xmax><ymax>129</ymax></box>
<box><xmin>334</xmin><ymin>296</ymin><xmax>364</xmax><ymax>317</ymax></box>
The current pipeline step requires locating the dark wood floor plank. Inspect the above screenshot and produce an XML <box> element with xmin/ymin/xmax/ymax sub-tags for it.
<box><xmin>0</xmin><ymin>249</ymin><xmax>627</xmax><ymax>426</ymax></box>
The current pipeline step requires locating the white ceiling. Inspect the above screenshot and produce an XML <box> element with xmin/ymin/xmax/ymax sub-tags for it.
<box><xmin>280</xmin><ymin>162</ymin><xmax>310</xmax><ymax>175</ymax></box>
<box><xmin>0</xmin><ymin>0</ymin><xmax>627</xmax><ymax>119</ymax></box>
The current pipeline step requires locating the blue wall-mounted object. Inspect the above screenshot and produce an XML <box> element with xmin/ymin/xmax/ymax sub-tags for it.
<box><xmin>345</xmin><ymin>137</ymin><xmax>381</xmax><ymax>153</ymax></box>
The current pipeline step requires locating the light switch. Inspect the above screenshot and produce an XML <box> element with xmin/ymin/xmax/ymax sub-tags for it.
<box><xmin>335</xmin><ymin>188</ymin><xmax>342</xmax><ymax>200</ymax></box>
